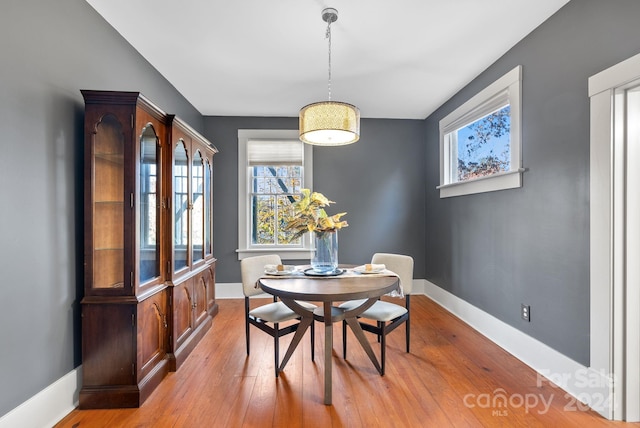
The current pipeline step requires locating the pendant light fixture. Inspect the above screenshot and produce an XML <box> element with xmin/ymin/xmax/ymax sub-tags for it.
<box><xmin>299</xmin><ymin>8</ymin><xmax>360</xmax><ymax>146</ymax></box>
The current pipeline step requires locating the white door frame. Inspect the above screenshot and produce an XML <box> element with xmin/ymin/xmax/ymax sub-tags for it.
<box><xmin>589</xmin><ymin>51</ymin><xmax>640</xmax><ymax>422</ymax></box>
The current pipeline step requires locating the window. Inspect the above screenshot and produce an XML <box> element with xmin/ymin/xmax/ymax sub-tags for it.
<box><xmin>237</xmin><ymin>130</ymin><xmax>313</xmax><ymax>260</ymax></box>
<box><xmin>439</xmin><ymin>65</ymin><xmax>522</xmax><ymax>198</ymax></box>
<box><xmin>250</xmin><ymin>164</ymin><xmax>301</xmax><ymax>245</ymax></box>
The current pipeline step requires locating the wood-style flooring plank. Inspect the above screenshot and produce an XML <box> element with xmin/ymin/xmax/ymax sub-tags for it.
<box><xmin>55</xmin><ymin>296</ymin><xmax>637</xmax><ymax>428</ymax></box>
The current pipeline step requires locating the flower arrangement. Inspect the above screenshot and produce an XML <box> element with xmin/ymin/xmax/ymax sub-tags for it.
<box><xmin>284</xmin><ymin>189</ymin><xmax>348</xmax><ymax>241</ymax></box>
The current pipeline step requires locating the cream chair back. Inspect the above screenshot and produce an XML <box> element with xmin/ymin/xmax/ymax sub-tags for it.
<box><xmin>241</xmin><ymin>254</ymin><xmax>282</xmax><ymax>298</ymax></box>
<box><xmin>372</xmin><ymin>253</ymin><xmax>414</xmax><ymax>295</ymax></box>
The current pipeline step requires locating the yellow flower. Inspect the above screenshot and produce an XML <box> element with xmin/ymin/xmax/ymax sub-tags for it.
<box><xmin>284</xmin><ymin>189</ymin><xmax>348</xmax><ymax>242</ymax></box>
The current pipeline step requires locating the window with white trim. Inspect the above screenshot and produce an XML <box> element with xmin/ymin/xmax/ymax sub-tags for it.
<box><xmin>439</xmin><ymin>65</ymin><xmax>523</xmax><ymax>198</ymax></box>
<box><xmin>237</xmin><ymin>130</ymin><xmax>313</xmax><ymax>260</ymax></box>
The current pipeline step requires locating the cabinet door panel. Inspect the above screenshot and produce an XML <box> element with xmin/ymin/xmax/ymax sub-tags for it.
<box><xmin>172</xmin><ymin>280</ymin><xmax>193</xmax><ymax>349</ymax></box>
<box><xmin>137</xmin><ymin>292</ymin><xmax>167</xmax><ymax>381</ymax></box>
<box><xmin>194</xmin><ymin>273</ymin><xmax>208</xmax><ymax>326</ymax></box>
<box><xmin>82</xmin><ymin>304</ymin><xmax>134</xmax><ymax>386</ymax></box>
<box><xmin>204</xmin><ymin>265</ymin><xmax>216</xmax><ymax>313</ymax></box>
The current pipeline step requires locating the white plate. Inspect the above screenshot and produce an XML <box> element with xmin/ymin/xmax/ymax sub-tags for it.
<box><xmin>353</xmin><ymin>264</ymin><xmax>385</xmax><ymax>274</ymax></box>
<box><xmin>265</xmin><ymin>270</ymin><xmax>296</xmax><ymax>276</ymax></box>
<box><xmin>264</xmin><ymin>265</ymin><xmax>296</xmax><ymax>275</ymax></box>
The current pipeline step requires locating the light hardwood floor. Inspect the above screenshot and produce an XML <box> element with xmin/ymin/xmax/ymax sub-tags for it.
<box><xmin>57</xmin><ymin>296</ymin><xmax>637</xmax><ymax>427</ymax></box>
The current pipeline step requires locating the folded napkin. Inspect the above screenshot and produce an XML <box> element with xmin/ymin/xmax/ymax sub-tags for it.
<box><xmin>263</xmin><ymin>264</ymin><xmax>295</xmax><ymax>274</ymax></box>
<box><xmin>354</xmin><ymin>263</ymin><xmax>386</xmax><ymax>273</ymax></box>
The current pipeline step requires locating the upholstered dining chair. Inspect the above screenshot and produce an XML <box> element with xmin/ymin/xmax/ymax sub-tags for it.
<box><xmin>339</xmin><ymin>252</ymin><xmax>414</xmax><ymax>375</ymax></box>
<box><xmin>241</xmin><ymin>254</ymin><xmax>316</xmax><ymax>377</ymax></box>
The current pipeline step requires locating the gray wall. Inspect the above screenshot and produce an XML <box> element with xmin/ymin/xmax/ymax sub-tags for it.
<box><xmin>4</xmin><ymin>0</ymin><xmax>640</xmax><ymax>420</ymax></box>
<box><xmin>424</xmin><ymin>0</ymin><xmax>640</xmax><ymax>366</ymax></box>
<box><xmin>0</xmin><ymin>0</ymin><xmax>202</xmax><ymax>417</ymax></box>
<box><xmin>204</xmin><ymin>117</ymin><xmax>427</xmax><ymax>283</ymax></box>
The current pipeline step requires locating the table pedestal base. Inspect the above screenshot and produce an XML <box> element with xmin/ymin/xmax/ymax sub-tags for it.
<box><xmin>278</xmin><ymin>299</ymin><xmax>382</xmax><ymax>405</ymax></box>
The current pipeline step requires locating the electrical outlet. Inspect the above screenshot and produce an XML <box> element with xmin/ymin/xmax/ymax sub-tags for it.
<box><xmin>521</xmin><ymin>304</ymin><xmax>530</xmax><ymax>322</ymax></box>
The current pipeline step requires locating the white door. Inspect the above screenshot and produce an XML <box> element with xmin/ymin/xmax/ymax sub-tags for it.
<box><xmin>621</xmin><ymin>81</ymin><xmax>640</xmax><ymax>421</ymax></box>
<box><xmin>589</xmin><ymin>52</ymin><xmax>640</xmax><ymax>422</ymax></box>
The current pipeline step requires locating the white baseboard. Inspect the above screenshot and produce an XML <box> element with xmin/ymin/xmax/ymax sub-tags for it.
<box><xmin>0</xmin><ymin>367</ymin><xmax>80</xmax><ymax>428</ymax></box>
<box><xmin>215</xmin><ymin>282</ymin><xmax>244</xmax><ymax>299</ymax></box>
<box><xmin>421</xmin><ymin>279</ymin><xmax>611</xmax><ymax>416</ymax></box>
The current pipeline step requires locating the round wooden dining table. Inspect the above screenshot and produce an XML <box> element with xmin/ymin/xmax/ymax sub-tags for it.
<box><xmin>258</xmin><ymin>268</ymin><xmax>400</xmax><ymax>405</ymax></box>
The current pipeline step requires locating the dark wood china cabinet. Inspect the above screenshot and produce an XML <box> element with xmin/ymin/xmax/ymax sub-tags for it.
<box><xmin>166</xmin><ymin>115</ymin><xmax>218</xmax><ymax>371</ymax></box>
<box><xmin>79</xmin><ymin>91</ymin><xmax>218</xmax><ymax>409</ymax></box>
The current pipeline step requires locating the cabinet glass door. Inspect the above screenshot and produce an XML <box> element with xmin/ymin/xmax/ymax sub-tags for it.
<box><xmin>204</xmin><ymin>160</ymin><xmax>212</xmax><ymax>256</ymax></box>
<box><xmin>139</xmin><ymin>125</ymin><xmax>160</xmax><ymax>283</ymax></box>
<box><xmin>174</xmin><ymin>142</ymin><xmax>189</xmax><ymax>271</ymax></box>
<box><xmin>192</xmin><ymin>151</ymin><xmax>204</xmax><ymax>263</ymax></box>
<box><xmin>92</xmin><ymin>114</ymin><xmax>124</xmax><ymax>289</ymax></box>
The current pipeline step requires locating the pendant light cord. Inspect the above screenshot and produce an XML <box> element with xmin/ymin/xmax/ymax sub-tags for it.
<box><xmin>326</xmin><ymin>17</ymin><xmax>333</xmax><ymax>101</ymax></box>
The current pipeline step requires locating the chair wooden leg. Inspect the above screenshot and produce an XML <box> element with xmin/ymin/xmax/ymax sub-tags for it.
<box><xmin>246</xmin><ymin>319</ymin><xmax>250</xmax><ymax>355</ymax></box>
<box><xmin>406</xmin><ymin>295</ymin><xmax>411</xmax><ymax>353</ymax></box>
<box><xmin>245</xmin><ymin>298</ymin><xmax>250</xmax><ymax>355</ymax></box>
<box><xmin>274</xmin><ymin>323</ymin><xmax>280</xmax><ymax>378</ymax></box>
<box><xmin>380</xmin><ymin>322</ymin><xmax>387</xmax><ymax>376</ymax></box>
<box><xmin>342</xmin><ymin>320</ymin><xmax>348</xmax><ymax>358</ymax></box>
<box><xmin>311</xmin><ymin>318</ymin><xmax>315</xmax><ymax>362</ymax></box>
<box><xmin>406</xmin><ymin>317</ymin><xmax>410</xmax><ymax>353</ymax></box>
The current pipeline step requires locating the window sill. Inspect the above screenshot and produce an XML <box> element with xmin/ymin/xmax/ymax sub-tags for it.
<box><xmin>437</xmin><ymin>168</ymin><xmax>525</xmax><ymax>198</ymax></box>
<box><xmin>236</xmin><ymin>248</ymin><xmax>311</xmax><ymax>261</ymax></box>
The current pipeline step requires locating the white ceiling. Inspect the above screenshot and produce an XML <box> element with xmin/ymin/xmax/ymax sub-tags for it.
<box><xmin>86</xmin><ymin>0</ymin><xmax>569</xmax><ymax>120</ymax></box>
